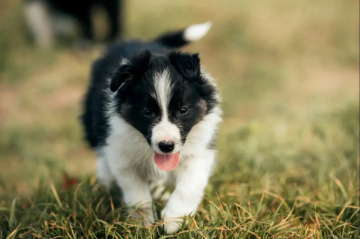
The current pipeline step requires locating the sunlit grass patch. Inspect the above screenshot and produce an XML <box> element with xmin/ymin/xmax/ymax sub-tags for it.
<box><xmin>0</xmin><ymin>103</ymin><xmax>358</xmax><ymax>238</ymax></box>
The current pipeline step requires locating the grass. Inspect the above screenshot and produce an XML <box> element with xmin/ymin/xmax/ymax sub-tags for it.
<box><xmin>1</xmin><ymin>103</ymin><xmax>359</xmax><ymax>238</ymax></box>
<box><xmin>0</xmin><ymin>0</ymin><xmax>359</xmax><ymax>238</ymax></box>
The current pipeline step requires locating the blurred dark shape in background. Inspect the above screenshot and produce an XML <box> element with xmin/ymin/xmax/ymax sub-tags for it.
<box><xmin>24</xmin><ymin>0</ymin><xmax>123</xmax><ymax>48</ymax></box>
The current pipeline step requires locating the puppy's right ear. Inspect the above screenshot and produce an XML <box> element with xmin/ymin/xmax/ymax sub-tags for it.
<box><xmin>168</xmin><ymin>51</ymin><xmax>200</xmax><ymax>79</ymax></box>
<box><xmin>110</xmin><ymin>50</ymin><xmax>151</xmax><ymax>92</ymax></box>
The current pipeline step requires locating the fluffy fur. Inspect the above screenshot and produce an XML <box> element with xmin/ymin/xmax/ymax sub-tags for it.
<box><xmin>24</xmin><ymin>0</ymin><xmax>122</xmax><ymax>48</ymax></box>
<box><xmin>81</xmin><ymin>22</ymin><xmax>221</xmax><ymax>234</ymax></box>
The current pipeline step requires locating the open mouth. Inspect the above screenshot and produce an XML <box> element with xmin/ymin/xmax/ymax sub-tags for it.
<box><xmin>154</xmin><ymin>152</ymin><xmax>180</xmax><ymax>171</ymax></box>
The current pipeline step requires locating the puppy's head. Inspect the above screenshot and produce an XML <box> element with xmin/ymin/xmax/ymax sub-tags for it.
<box><xmin>110</xmin><ymin>50</ymin><xmax>218</xmax><ymax>171</ymax></box>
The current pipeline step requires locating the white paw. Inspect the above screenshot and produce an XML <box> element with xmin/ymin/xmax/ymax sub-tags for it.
<box><xmin>161</xmin><ymin>209</ymin><xmax>186</xmax><ymax>234</ymax></box>
<box><xmin>143</xmin><ymin>215</ymin><xmax>154</xmax><ymax>226</ymax></box>
<box><xmin>130</xmin><ymin>206</ymin><xmax>154</xmax><ymax>226</ymax></box>
<box><xmin>163</xmin><ymin>220</ymin><xmax>182</xmax><ymax>234</ymax></box>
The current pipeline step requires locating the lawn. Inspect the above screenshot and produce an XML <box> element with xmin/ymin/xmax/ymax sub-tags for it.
<box><xmin>0</xmin><ymin>0</ymin><xmax>359</xmax><ymax>238</ymax></box>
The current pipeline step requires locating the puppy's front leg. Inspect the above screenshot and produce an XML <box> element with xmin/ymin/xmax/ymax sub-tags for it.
<box><xmin>115</xmin><ymin>169</ymin><xmax>154</xmax><ymax>225</ymax></box>
<box><xmin>161</xmin><ymin>152</ymin><xmax>215</xmax><ymax>234</ymax></box>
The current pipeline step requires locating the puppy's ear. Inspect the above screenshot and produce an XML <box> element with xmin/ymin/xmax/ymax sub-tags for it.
<box><xmin>110</xmin><ymin>50</ymin><xmax>151</xmax><ymax>92</ymax></box>
<box><xmin>169</xmin><ymin>52</ymin><xmax>200</xmax><ymax>79</ymax></box>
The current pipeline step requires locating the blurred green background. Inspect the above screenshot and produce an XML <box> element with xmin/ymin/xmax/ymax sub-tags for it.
<box><xmin>0</xmin><ymin>0</ymin><xmax>358</xmax><ymax>235</ymax></box>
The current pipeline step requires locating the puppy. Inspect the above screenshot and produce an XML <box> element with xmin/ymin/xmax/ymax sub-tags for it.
<box><xmin>81</xmin><ymin>22</ymin><xmax>221</xmax><ymax>234</ymax></box>
<box><xmin>24</xmin><ymin>0</ymin><xmax>122</xmax><ymax>48</ymax></box>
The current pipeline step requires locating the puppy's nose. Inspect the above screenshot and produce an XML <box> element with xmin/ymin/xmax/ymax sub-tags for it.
<box><xmin>158</xmin><ymin>141</ymin><xmax>175</xmax><ymax>153</ymax></box>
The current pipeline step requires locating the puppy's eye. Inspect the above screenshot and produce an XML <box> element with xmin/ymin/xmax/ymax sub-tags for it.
<box><xmin>143</xmin><ymin>109</ymin><xmax>152</xmax><ymax>117</ymax></box>
<box><xmin>180</xmin><ymin>107</ymin><xmax>189</xmax><ymax>115</ymax></box>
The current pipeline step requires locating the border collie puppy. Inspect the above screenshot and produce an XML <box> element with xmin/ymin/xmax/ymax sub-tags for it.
<box><xmin>24</xmin><ymin>0</ymin><xmax>122</xmax><ymax>48</ymax></box>
<box><xmin>81</xmin><ymin>22</ymin><xmax>221</xmax><ymax>234</ymax></box>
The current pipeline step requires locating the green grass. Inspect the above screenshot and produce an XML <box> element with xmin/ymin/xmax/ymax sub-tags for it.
<box><xmin>0</xmin><ymin>0</ymin><xmax>359</xmax><ymax>238</ymax></box>
<box><xmin>1</xmin><ymin>103</ymin><xmax>359</xmax><ymax>238</ymax></box>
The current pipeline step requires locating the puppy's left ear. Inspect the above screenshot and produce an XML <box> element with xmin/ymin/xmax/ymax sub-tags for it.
<box><xmin>169</xmin><ymin>52</ymin><xmax>200</xmax><ymax>79</ymax></box>
<box><xmin>110</xmin><ymin>50</ymin><xmax>151</xmax><ymax>92</ymax></box>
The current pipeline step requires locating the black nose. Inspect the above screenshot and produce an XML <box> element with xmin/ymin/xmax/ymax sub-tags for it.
<box><xmin>158</xmin><ymin>141</ymin><xmax>175</xmax><ymax>153</ymax></box>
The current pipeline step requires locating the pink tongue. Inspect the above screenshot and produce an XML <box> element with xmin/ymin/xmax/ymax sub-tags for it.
<box><xmin>154</xmin><ymin>153</ymin><xmax>179</xmax><ymax>171</ymax></box>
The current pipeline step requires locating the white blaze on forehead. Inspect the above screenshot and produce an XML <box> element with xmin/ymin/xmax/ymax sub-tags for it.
<box><xmin>153</xmin><ymin>69</ymin><xmax>172</xmax><ymax>117</ymax></box>
<box><xmin>151</xmin><ymin>69</ymin><xmax>181</xmax><ymax>153</ymax></box>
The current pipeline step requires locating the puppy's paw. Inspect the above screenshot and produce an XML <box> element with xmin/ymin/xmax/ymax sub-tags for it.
<box><xmin>161</xmin><ymin>209</ymin><xmax>185</xmax><ymax>234</ymax></box>
<box><xmin>130</xmin><ymin>205</ymin><xmax>155</xmax><ymax>226</ymax></box>
<box><xmin>143</xmin><ymin>215</ymin><xmax>155</xmax><ymax>226</ymax></box>
<box><xmin>163</xmin><ymin>220</ymin><xmax>182</xmax><ymax>234</ymax></box>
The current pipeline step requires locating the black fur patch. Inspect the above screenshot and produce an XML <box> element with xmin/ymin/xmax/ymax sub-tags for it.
<box><xmin>110</xmin><ymin>50</ymin><xmax>151</xmax><ymax>92</ymax></box>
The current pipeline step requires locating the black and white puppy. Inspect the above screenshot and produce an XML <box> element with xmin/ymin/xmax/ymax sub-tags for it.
<box><xmin>81</xmin><ymin>22</ymin><xmax>221</xmax><ymax>234</ymax></box>
<box><xmin>24</xmin><ymin>0</ymin><xmax>122</xmax><ymax>48</ymax></box>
